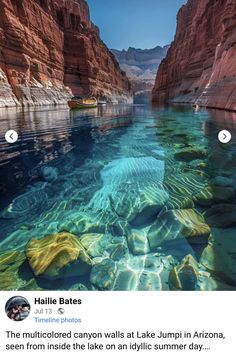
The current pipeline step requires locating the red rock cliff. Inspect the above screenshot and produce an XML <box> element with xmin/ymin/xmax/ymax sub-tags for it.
<box><xmin>152</xmin><ymin>0</ymin><xmax>236</xmax><ymax>111</ymax></box>
<box><xmin>0</xmin><ymin>0</ymin><xmax>132</xmax><ymax>107</ymax></box>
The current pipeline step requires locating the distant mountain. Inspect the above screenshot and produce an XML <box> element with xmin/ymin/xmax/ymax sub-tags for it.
<box><xmin>111</xmin><ymin>45</ymin><xmax>169</xmax><ymax>102</ymax></box>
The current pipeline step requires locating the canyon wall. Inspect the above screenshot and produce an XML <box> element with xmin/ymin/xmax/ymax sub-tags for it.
<box><xmin>0</xmin><ymin>0</ymin><xmax>131</xmax><ymax>107</ymax></box>
<box><xmin>152</xmin><ymin>0</ymin><xmax>236</xmax><ymax>111</ymax></box>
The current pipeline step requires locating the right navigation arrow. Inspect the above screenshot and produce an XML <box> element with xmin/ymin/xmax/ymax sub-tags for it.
<box><xmin>218</xmin><ymin>130</ymin><xmax>231</xmax><ymax>144</ymax></box>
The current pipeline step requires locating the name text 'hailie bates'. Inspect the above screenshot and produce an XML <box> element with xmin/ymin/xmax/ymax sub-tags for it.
<box><xmin>34</xmin><ymin>298</ymin><xmax>82</xmax><ymax>305</ymax></box>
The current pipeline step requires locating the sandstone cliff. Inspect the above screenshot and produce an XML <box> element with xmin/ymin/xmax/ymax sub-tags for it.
<box><xmin>0</xmin><ymin>0</ymin><xmax>131</xmax><ymax>107</ymax></box>
<box><xmin>152</xmin><ymin>0</ymin><xmax>236</xmax><ymax>111</ymax></box>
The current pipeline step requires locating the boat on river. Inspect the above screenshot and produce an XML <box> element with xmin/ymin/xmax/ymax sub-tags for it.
<box><xmin>68</xmin><ymin>97</ymin><xmax>98</xmax><ymax>109</ymax></box>
<box><xmin>98</xmin><ymin>100</ymin><xmax>107</xmax><ymax>106</ymax></box>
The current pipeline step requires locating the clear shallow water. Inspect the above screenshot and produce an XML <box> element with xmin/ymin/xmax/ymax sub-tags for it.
<box><xmin>0</xmin><ymin>104</ymin><xmax>236</xmax><ymax>291</ymax></box>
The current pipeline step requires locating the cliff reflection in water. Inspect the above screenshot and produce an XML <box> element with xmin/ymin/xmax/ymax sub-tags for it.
<box><xmin>0</xmin><ymin>105</ymin><xmax>135</xmax><ymax>205</ymax></box>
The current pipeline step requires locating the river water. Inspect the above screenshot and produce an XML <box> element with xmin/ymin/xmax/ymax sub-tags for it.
<box><xmin>0</xmin><ymin>104</ymin><xmax>236</xmax><ymax>291</ymax></box>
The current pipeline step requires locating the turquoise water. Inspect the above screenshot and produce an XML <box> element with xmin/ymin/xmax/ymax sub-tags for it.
<box><xmin>0</xmin><ymin>104</ymin><xmax>236</xmax><ymax>291</ymax></box>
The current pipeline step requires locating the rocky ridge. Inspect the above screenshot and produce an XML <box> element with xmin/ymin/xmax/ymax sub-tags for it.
<box><xmin>112</xmin><ymin>46</ymin><xmax>169</xmax><ymax>102</ymax></box>
<box><xmin>152</xmin><ymin>0</ymin><xmax>236</xmax><ymax>111</ymax></box>
<box><xmin>0</xmin><ymin>0</ymin><xmax>132</xmax><ymax>107</ymax></box>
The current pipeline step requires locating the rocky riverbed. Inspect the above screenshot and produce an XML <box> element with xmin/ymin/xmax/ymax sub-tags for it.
<box><xmin>0</xmin><ymin>104</ymin><xmax>236</xmax><ymax>291</ymax></box>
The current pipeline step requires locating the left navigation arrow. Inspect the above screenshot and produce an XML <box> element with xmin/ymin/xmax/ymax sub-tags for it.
<box><xmin>5</xmin><ymin>130</ymin><xmax>18</xmax><ymax>143</ymax></box>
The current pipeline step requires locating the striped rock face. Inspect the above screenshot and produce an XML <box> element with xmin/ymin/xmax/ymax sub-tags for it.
<box><xmin>26</xmin><ymin>232</ymin><xmax>93</xmax><ymax>279</ymax></box>
<box><xmin>148</xmin><ymin>209</ymin><xmax>211</xmax><ymax>250</ymax></box>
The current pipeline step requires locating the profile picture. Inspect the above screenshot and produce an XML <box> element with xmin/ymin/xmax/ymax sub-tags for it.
<box><xmin>5</xmin><ymin>296</ymin><xmax>30</xmax><ymax>321</ymax></box>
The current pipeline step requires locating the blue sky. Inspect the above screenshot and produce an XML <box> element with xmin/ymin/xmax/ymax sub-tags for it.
<box><xmin>87</xmin><ymin>0</ymin><xmax>187</xmax><ymax>50</ymax></box>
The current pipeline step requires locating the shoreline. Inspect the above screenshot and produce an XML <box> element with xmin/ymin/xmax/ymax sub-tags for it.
<box><xmin>152</xmin><ymin>100</ymin><xmax>236</xmax><ymax>114</ymax></box>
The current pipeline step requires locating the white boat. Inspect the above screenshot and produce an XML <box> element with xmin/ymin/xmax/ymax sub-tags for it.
<box><xmin>98</xmin><ymin>100</ymin><xmax>107</xmax><ymax>105</ymax></box>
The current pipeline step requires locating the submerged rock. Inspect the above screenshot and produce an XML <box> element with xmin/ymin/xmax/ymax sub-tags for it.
<box><xmin>80</xmin><ymin>233</ymin><xmax>128</xmax><ymax>261</ymax></box>
<box><xmin>127</xmin><ymin>228</ymin><xmax>150</xmax><ymax>255</ymax></box>
<box><xmin>4</xmin><ymin>223</ymin><xmax>59</xmax><ymax>253</ymax></box>
<box><xmin>79</xmin><ymin>233</ymin><xmax>109</xmax><ymax>258</ymax></box>
<box><xmin>109</xmin><ymin>252</ymin><xmax>175</xmax><ymax>291</ymax></box>
<box><xmin>174</xmin><ymin>148</ymin><xmax>207</xmax><ymax>162</ymax></box>
<box><xmin>3</xmin><ymin>189</ymin><xmax>48</xmax><ymax>218</ymax></box>
<box><xmin>90</xmin><ymin>259</ymin><xmax>117</xmax><ymax>290</ymax></box>
<box><xmin>41</xmin><ymin>166</ymin><xmax>58</xmax><ymax>182</ymax></box>
<box><xmin>169</xmin><ymin>255</ymin><xmax>199</xmax><ymax>290</ymax></box>
<box><xmin>0</xmin><ymin>250</ymin><xmax>42</xmax><ymax>291</ymax></box>
<box><xmin>137</xmin><ymin>271</ymin><xmax>162</xmax><ymax>291</ymax></box>
<box><xmin>209</xmin><ymin>176</ymin><xmax>235</xmax><ymax>187</ymax></box>
<box><xmin>168</xmin><ymin>254</ymin><xmax>219</xmax><ymax>291</ymax></box>
<box><xmin>163</xmin><ymin>172</ymin><xmax>205</xmax><ymax>210</ymax></box>
<box><xmin>200</xmin><ymin>228</ymin><xmax>236</xmax><ymax>284</ymax></box>
<box><xmin>0</xmin><ymin>251</ymin><xmax>26</xmax><ymax>290</ymax></box>
<box><xmin>204</xmin><ymin>204</ymin><xmax>236</xmax><ymax>228</ymax></box>
<box><xmin>112</xmin><ymin>269</ymin><xmax>139</xmax><ymax>291</ymax></box>
<box><xmin>0</xmin><ymin>250</ymin><xmax>26</xmax><ymax>272</ymax></box>
<box><xmin>110</xmin><ymin>182</ymin><xmax>169</xmax><ymax>226</ymax></box>
<box><xmin>69</xmin><ymin>283</ymin><xmax>88</xmax><ymax>291</ymax></box>
<box><xmin>208</xmin><ymin>151</ymin><xmax>229</xmax><ymax>169</ymax></box>
<box><xmin>26</xmin><ymin>232</ymin><xmax>93</xmax><ymax>279</ymax></box>
<box><xmin>148</xmin><ymin>209</ymin><xmax>210</xmax><ymax>249</ymax></box>
<box><xmin>58</xmin><ymin>212</ymin><xmax>105</xmax><ymax>235</ymax></box>
<box><xmin>193</xmin><ymin>186</ymin><xmax>235</xmax><ymax>206</ymax></box>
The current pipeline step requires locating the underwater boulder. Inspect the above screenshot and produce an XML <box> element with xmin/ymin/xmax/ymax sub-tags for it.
<box><xmin>168</xmin><ymin>254</ymin><xmax>223</xmax><ymax>291</ymax></box>
<box><xmin>0</xmin><ymin>250</ymin><xmax>26</xmax><ymax>272</ymax></box>
<box><xmin>110</xmin><ymin>183</ymin><xmax>169</xmax><ymax>226</ymax></box>
<box><xmin>189</xmin><ymin>161</ymin><xmax>207</xmax><ymax>171</ymax></box>
<box><xmin>80</xmin><ymin>233</ymin><xmax>128</xmax><ymax>260</ymax></box>
<box><xmin>0</xmin><ymin>251</ymin><xmax>26</xmax><ymax>290</ymax></box>
<box><xmin>163</xmin><ymin>172</ymin><xmax>205</xmax><ymax>210</ymax></box>
<box><xmin>147</xmin><ymin>209</ymin><xmax>210</xmax><ymax>250</ymax></box>
<box><xmin>58</xmin><ymin>212</ymin><xmax>106</xmax><ymax>235</ymax></box>
<box><xmin>209</xmin><ymin>176</ymin><xmax>235</xmax><ymax>187</ymax></box>
<box><xmin>3</xmin><ymin>189</ymin><xmax>48</xmax><ymax>218</ymax></box>
<box><xmin>193</xmin><ymin>185</ymin><xmax>235</xmax><ymax>206</ymax></box>
<box><xmin>200</xmin><ymin>228</ymin><xmax>236</xmax><ymax>284</ymax></box>
<box><xmin>112</xmin><ymin>253</ymin><xmax>174</xmax><ymax>291</ymax></box>
<box><xmin>90</xmin><ymin>258</ymin><xmax>117</xmax><ymax>290</ymax></box>
<box><xmin>168</xmin><ymin>255</ymin><xmax>199</xmax><ymax>290</ymax></box>
<box><xmin>0</xmin><ymin>227</ymin><xmax>41</xmax><ymax>255</ymax></box>
<box><xmin>79</xmin><ymin>233</ymin><xmax>109</xmax><ymax>258</ymax></box>
<box><xmin>174</xmin><ymin>147</ymin><xmax>207</xmax><ymax>162</ymax></box>
<box><xmin>204</xmin><ymin>204</ymin><xmax>236</xmax><ymax>228</ymax></box>
<box><xmin>26</xmin><ymin>232</ymin><xmax>93</xmax><ymax>279</ymax></box>
<box><xmin>127</xmin><ymin>228</ymin><xmax>150</xmax><ymax>255</ymax></box>
<box><xmin>41</xmin><ymin>166</ymin><xmax>58</xmax><ymax>182</ymax></box>
<box><xmin>112</xmin><ymin>268</ymin><xmax>139</xmax><ymax>291</ymax></box>
<box><xmin>137</xmin><ymin>271</ymin><xmax>162</xmax><ymax>290</ymax></box>
<box><xmin>208</xmin><ymin>151</ymin><xmax>230</xmax><ymax>169</ymax></box>
<box><xmin>137</xmin><ymin>271</ymin><xmax>162</xmax><ymax>291</ymax></box>
<box><xmin>0</xmin><ymin>250</ymin><xmax>42</xmax><ymax>291</ymax></box>
<box><xmin>69</xmin><ymin>283</ymin><xmax>88</xmax><ymax>291</ymax></box>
